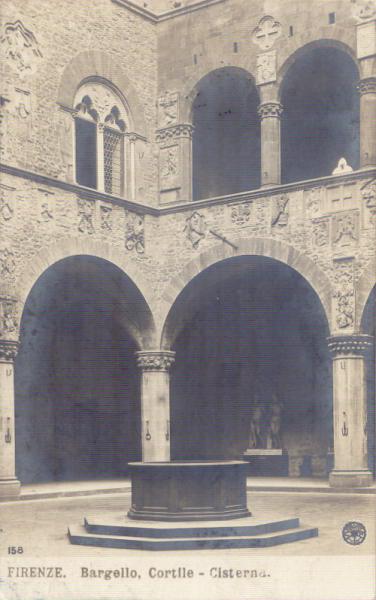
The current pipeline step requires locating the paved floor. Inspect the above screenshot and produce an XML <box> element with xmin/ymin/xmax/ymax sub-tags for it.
<box><xmin>17</xmin><ymin>476</ymin><xmax>376</xmax><ymax>500</ymax></box>
<box><xmin>1</xmin><ymin>489</ymin><xmax>374</xmax><ymax>557</ymax></box>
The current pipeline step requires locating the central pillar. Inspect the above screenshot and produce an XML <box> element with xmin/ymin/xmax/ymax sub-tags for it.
<box><xmin>0</xmin><ymin>340</ymin><xmax>21</xmax><ymax>500</ymax></box>
<box><xmin>258</xmin><ymin>101</ymin><xmax>283</xmax><ymax>187</ymax></box>
<box><xmin>358</xmin><ymin>77</ymin><xmax>376</xmax><ymax>168</ymax></box>
<box><xmin>328</xmin><ymin>335</ymin><xmax>374</xmax><ymax>487</ymax></box>
<box><xmin>136</xmin><ymin>350</ymin><xmax>175</xmax><ymax>462</ymax></box>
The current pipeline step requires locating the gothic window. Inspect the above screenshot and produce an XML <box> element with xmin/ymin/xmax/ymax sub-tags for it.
<box><xmin>74</xmin><ymin>83</ymin><xmax>127</xmax><ymax>196</ymax></box>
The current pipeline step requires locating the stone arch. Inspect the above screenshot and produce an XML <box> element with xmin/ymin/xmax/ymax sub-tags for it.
<box><xmin>277</xmin><ymin>39</ymin><xmax>358</xmax><ymax>92</ymax></box>
<box><xmin>16</xmin><ymin>237</ymin><xmax>157</xmax><ymax>349</ymax></box>
<box><xmin>159</xmin><ymin>236</ymin><xmax>332</xmax><ymax>348</ymax></box>
<box><xmin>179</xmin><ymin>65</ymin><xmax>257</xmax><ymax>124</ymax></box>
<box><xmin>57</xmin><ymin>50</ymin><xmax>146</xmax><ymax>136</ymax></box>
<box><xmin>278</xmin><ymin>39</ymin><xmax>360</xmax><ymax>183</ymax></box>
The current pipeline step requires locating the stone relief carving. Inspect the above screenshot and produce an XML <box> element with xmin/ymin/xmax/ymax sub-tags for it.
<box><xmin>252</xmin><ymin>15</ymin><xmax>282</xmax><ymax>50</ymax></box>
<box><xmin>257</xmin><ymin>101</ymin><xmax>283</xmax><ymax>119</ymax></box>
<box><xmin>0</xmin><ymin>340</ymin><xmax>19</xmax><ymax>361</ymax></box>
<box><xmin>1</xmin><ymin>20</ymin><xmax>42</xmax><ymax>74</ymax></box>
<box><xmin>362</xmin><ymin>178</ymin><xmax>376</xmax><ymax>223</ymax></box>
<box><xmin>271</xmin><ymin>195</ymin><xmax>289</xmax><ymax>227</ymax></box>
<box><xmin>184</xmin><ymin>211</ymin><xmax>206</xmax><ymax>248</ymax></box>
<box><xmin>332</xmin><ymin>211</ymin><xmax>359</xmax><ymax>246</ymax></box>
<box><xmin>230</xmin><ymin>202</ymin><xmax>252</xmax><ymax>226</ymax></box>
<box><xmin>74</xmin><ymin>83</ymin><xmax>125</xmax><ymax>127</ymax></box>
<box><xmin>332</xmin><ymin>157</ymin><xmax>353</xmax><ymax>175</ymax></box>
<box><xmin>125</xmin><ymin>211</ymin><xmax>145</xmax><ymax>254</ymax></box>
<box><xmin>156</xmin><ymin>124</ymin><xmax>193</xmax><ymax>143</ymax></box>
<box><xmin>0</xmin><ymin>248</ymin><xmax>16</xmax><ymax>277</ymax></box>
<box><xmin>256</xmin><ymin>51</ymin><xmax>277</xmax><ymax>85</ymax></box>
<box><xmin>0</xmin><ymin>299</ymin><xmax>18</xmax><ymax>338</ymax></box>
<box><xmin>136</xmin><ymin>351</ymin><xmax>175</xmax><ymax>371</ymax></box>
<box><xmin>305</xmin><ymin>187</ymin><xmax>322</xmax><ymax>217</ymax></box>
<box><xmin>0</xmin><ymin>184</ymin><xmax>15</xmax><ymax>221</ymax></box>
<box><xmin>312</xmin><ymin>219</ymin><xmax>329</xmax><ymax>247</ymax></box>
<box><xmin>333</xmin><ymin>259</ymin><xmax>355</xmax><ymax>330</ymax></box>
<box><xmin>160</xmin><ymin>145</ymin><xmax>179</xmax><ymax>182</ymax></box>
<box><xmin>357</xmin><ymin>77</ymin><xmax>376</xmax><ymax>95</ymax></box>
<box><xmin>100</xmin><ymin>205</ymin><xmax>112</xmax><ymax>231</ymax></box>
<box><xmin>13</xmin><ymin>88</ymin><xmax>31</xmax><ymax>119</ymax></box>
<box><xmin>158</xmin><ymin>91</ymin><xmax>179</xmax><ymax>128</ymax></box>
<box><xmin>77</xmin><ymin>198</ymin><xmax>95</xmax><ymax>234</ymax></box>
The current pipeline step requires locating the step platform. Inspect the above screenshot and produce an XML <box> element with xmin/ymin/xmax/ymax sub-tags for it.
<box><xmin>68</xmin><ymin>514</ymin><xmax>318</xmax><ymax>550</ymax></box>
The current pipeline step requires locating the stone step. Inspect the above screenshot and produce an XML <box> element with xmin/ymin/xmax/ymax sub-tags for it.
<box><xmin>68</xmin><ymin>524</ymin><xmax>318</xmax><ymax>550</ymax></box>
<box><xmin>84</xmin><ymin>516</ymin><xmax>300</xmax><ymax>538</ymax></box>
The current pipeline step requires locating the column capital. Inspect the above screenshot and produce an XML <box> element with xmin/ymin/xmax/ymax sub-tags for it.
<box><xmin>0</xmin><ymin>340</ymin><xmax>19</xmax><ymax>362</ymax></box>
<box><xmin>327</xmin><ymin>334</ymin><xmax>374</xmax><ymax>357</ymax></box>
<box><xmin>357</xmin><ymin>77</ymin><xmax>376</xmax><ymax>95</ymax></box>
<box><xmin>136</xmin><ymin>350</ymin><xmax>176</xmax><ymax>371</ymax></box>
<box><xmin>156</xmin><ymin>123</ymin><xmax>194</xmax><ymax>144</ymax></box>
<box><xmin>257</xmin><ymin>101</ymin><xmax>283</xmax><ymax>120</ymax></box>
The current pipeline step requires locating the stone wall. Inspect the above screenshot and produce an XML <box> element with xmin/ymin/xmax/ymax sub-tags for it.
<box><xmin>1</xmin><ymin>0</ymin><xmax>158</xmax><ymax>204</ymax></box>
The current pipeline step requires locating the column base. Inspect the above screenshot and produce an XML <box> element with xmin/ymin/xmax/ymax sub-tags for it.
<box><xmin>0</xmin><ymin>478</ymin><xmax>21</xmax><ymax>501</ymax></box>
<box><xmin>329</xmin><ymin>470</ymin><xmax>374</xmax><ymax>488</ymax></box>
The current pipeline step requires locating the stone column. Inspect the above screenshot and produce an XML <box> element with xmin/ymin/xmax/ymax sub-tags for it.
<box><xmin>258</xmin><ymin>101</ymin><xmax>283</xmax><ymax>187</ymax></box>
<box><xmin>96</xmin><ymin>123</ymin><xmax>105</xmax><ymax>192</ymax></box>
<box><xmin>136</xmin><ymin>351</ymin><xmax>175</xmax><ymax>462</ymax></box>
<box><xmin>328</xmin><ymin>335</ymin><xmax>374</xmax><ymax>487</ymax></box>
<box><xmin>358</xmin><ymin>77</ymin><xmax>376</xmax><ymax>168</ymax></box>
<box><xmin>0</xmin><ymin>340</ymin><xmax>21</xmax><ymax>500</ymax></box>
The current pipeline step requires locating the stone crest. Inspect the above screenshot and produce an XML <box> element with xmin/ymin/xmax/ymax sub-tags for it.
<box><xmin>125</xmin><ymin>211</ymin><xmax>145</xmax><ymax>254</ymax></box>
<box><xmin>160</xmin><ymin>145</ymin><xmax>179</xmax><ymax>183</ymax></box>
<box><xmin>77</xmin><ymin>198</ymin><xmax>95</xmax><ymax>234</ymax></box>
<box><xmin>184</xmin><ymin>211</ymin><xmax>206</xmax><ymax>248</ymax></box>
<box><xmin>100</xmin><ymin>205</ymin><xmax>112</xmax><ymax>231</ymax></box>
<box><xmin>0</xmin><ymin>248</ymin><xmax>16</xmax><ymax>277</ymax></box>
<box><xmin>0</xmin><ymin>184</ymin><xmax>15</xmax><ymax>221</ymax></box>
<box><xmin>271</xmin><ymin>195</ymin><xmax>289</xmax><ymax>227</ymax></box>
<box><xmin>0</xmin><ymin>298</ymin><xmax>18</xmax><ymax>338</ymax></box>
<box><xmin>1</xmin><ymin>20</ymin><xmax>42</xmax><ymax>74</ymax></box>
<box><xmin>252</xmin><ymin>15</ymin><xmax>282</xmax><ymax>50</ymax></box>
<box><xmin>312</xmin><ymin>219</ymin><xmax>329</xmax><ymax>247</ymax></box>
<box><xmin>230</xmin><ymin>202</ymin><xmax>252</xmax><ymax>226</ymax></box>
<box><xmin>256</xmin><ymin>51</ymin><xmax>277</xmax><ymax>85</ymax></box>
<box><xmin>332</xmin><ymin>211</ymin><xmax>359</xmax><ymax>247</ymax></box>
<box><xmin>158</xmin><ymin>91</ymin><xmax>179</xmax><ymax>128</ymax></box>
<box><xmin>362</xmin><ymin>178</ymin><xmax>376</xmax><ymax>223</ymax></box>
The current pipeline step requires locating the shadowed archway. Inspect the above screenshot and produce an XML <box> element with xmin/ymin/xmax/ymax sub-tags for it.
<box><xmin>15</xmin><ymin>255</ymin><xmax>154</xmax><ymax>484</ymax></box>
<box><xmin>164</xmin><ymin>255</ymin><xmax>332</xmax><ymax>477</ymax></box>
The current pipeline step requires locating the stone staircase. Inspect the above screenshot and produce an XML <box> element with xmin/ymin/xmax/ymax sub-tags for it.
<box><xmin>68</xmin><ymin>515</ymin><xmax>318</xmax><ymax>550</ymax></box>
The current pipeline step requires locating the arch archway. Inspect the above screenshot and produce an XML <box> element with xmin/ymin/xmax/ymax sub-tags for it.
<box><xmin>57</xmin><ymin>51</ymin><xmax>146</xmax><ymax>136</ymax></box>
<box><xmin>159</xmin><ymin>237</ymin><xmax>331</xmax><ymax>346</ymax></box>
<box><xmin>15</xmin><ymin>254</ymin><xmax>154</xmax><ymax>484</ymax></box>
<box><xmin>164</xmin><ymin>255</ymin><xmax>332</xmax><ymax>476</ymax></box>
<box><xmin>280</xmin><ymin>42</ymin><xmax>360</xmax><ymax>183</ymax></box>
<box><xmin>191</xmin><ymin>67</ymin><xmax>260</xmax><ymax>200</ymax></box>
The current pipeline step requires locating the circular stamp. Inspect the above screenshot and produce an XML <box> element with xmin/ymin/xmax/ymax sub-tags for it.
<box><xmin>342</xmin><ymin>521</ymin><xmax>367</xmax><ymax>545</ymax></box>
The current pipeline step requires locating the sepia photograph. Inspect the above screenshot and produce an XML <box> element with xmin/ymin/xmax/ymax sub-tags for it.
<box><xmin>0</xmin><ymin>0</ymin><xmax>375</xmax><ymax>598</ymax></box>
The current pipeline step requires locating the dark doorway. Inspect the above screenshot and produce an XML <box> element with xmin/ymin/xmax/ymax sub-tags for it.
<box><xmin>281</xmin><ymin>46</ymin><xmax>360</xmax><ymax>183</ymax></box>
<box><xmin>192</xmin><ymin>67</ymin><xmax>261</xmax><ymax>200</ymax></box>
<box><xmin>168</xmin><ymin>256</ymin><xmax>332</xmax><ymax>477</ymax></box>
<box><xmin>15</xmin><ymin>256</ymin><xmax>145</xmax><ymax>484</ymax></box>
